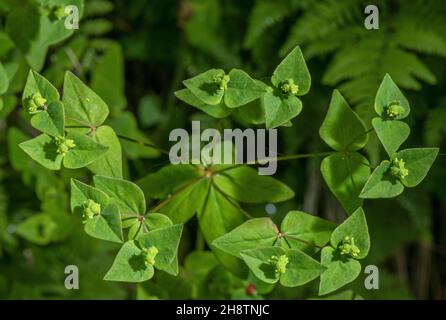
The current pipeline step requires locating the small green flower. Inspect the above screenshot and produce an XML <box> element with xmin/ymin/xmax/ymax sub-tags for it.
<box><xmin>280</xmin><ymin>78</ymin><xmax>299</xmax><ymax>96</ymax></box>
<box><xmin>338</xmin><ymin>236</ymin><xmax>360</xmax><ymax>258</ymax></box>
<box><xmin>55</xmin><ymin>136</ymin><xmax>76</xmax><ymax>156</ymax></box>
<box><xmin>141</xmin><ymin>246</ymin><xmax>159</xmax><ymax>266</ymax></box>
<box><xmin>385</xmin><ymin>101</ymin><xmax>405</xmax><ymax>119</ymax></box>
<box><xmin>50</xmin><ymin>5</ymin><xmax>69</xmax><ymax>20</ymax></box>
<box><xmin>213</xmin><ymin>73</ymin><xmax>230</xmax><ymax>91</ymax></box>
<box><xmin>390</xmin><ymin>157</ymin><xmax>409</xmax><ymax>180</ymax></box>
<box><xmin>82</xmin><ymin>199</ymin><xmax>101</xmax><ymax>222</ymax></box>
<box><xmin>269</xmin><ymin>254</ymin><xmax>289</xmax><ymax>274</ymax></box>
<box><xmin>24</xmin><ymin>92</ymin><xmax>47</xmax><ymax>114</ymax></box>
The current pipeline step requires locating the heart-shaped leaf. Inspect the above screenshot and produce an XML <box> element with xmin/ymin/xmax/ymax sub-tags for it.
<box><xmin>63</xmin><ymin>71</ymin><xmax>109</xmax><ymax>127</ymax></box>
<box><xmin>63</xmin><ymin>132</ymin><xmax>109</xmax><ymax>169</ymax></box>
<box><xmin>138</xmin><ymin>224</ymin><xmax>183</xmax><ymax>274</ymax></box>
<box><xmin>263</xmin><ymin>90</ymin><xmax>302</xmax><ymax>129</ymax></box>
<box><xmin>94</xmin><ymin>175</ymin><xmax>147</xmax><ymax>215</ymax></box>
<box><xmin>395</xmin><ymin>148</ymin><xmax>439</xmax><ymax>187</ymax></box>
<box><xmin>224</xmin><ymin>69</ymin><xmax>265</xmax><ymax>108</ymax></box>
<box><xmin>374</xmin><ymin>74</ymin><xmax>410</xmax><ymax>119</ymax></box>
<box><xmin>319</xmin><ymin>90</ymin><xmax>368</xmax><ymax>152</ymax></box>
<box><xmin>19</xmin><ymin>133</ymin><xmax>63</xmax><ymax>170</ymax></box>
<box><xmin>321</xmin><ymin>152</ymin><xmax>370</xmax><ymax>214</ymax></box>
<box><xmin>318</xmin><ymin>247</ymin><xmax>361</xmax><ymax>296</ymax></box>
<box><xmin>87</xmin><ymin>125</ymin><xmax>123</xmax><ymax>178</ymax></box>
<box><xmin>104</xmin><ymin>241</ymin><xmax>154</xmax><ymax>282</ymax></box>
<box><xmin>330</xmin><ymin>207</ymin><xmax>370</xmax><ymax>259</ymax></box>
<box><xmin>360</xmin><ymin>160</ymin><xmax>405</xmax><ymax>199</ymax></box>
<box><xmin>70</xmin><ymin>179</ymin><xmax>109</xmax><ymax>215</ymax></box>
<box><xmin>84</xmin><ymin>202</ymin><xmax>123</xmax><ymax>243</ymax></box>
<box><xmin>271</xmin><ymin>46</ymin><xmax>311</xmax><ymax>96</ymax></box>
<box><xmin>175</xmin><ymin>88</ymin><xmax>232</xmax><ymax>118</ymax></box>
<box><xmin>372</xmin><ymin>117</ymin><xmax>410</xmax><ymax>156</ymax></box>
<box><xmin>30</xmin><ymin>101</ymin><xmax>65</xmax><ymax>137</ymax></box>
<box><xmin>183</xmin><ymin>69</ymin><xmax>226</xmax><ymax>105</ymax></box>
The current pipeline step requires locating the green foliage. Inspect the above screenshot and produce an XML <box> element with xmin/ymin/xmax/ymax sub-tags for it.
<box><xmin>1</xmin><ymin>0</ymin><xmax>444</xmax><ymax>301</ymax></box>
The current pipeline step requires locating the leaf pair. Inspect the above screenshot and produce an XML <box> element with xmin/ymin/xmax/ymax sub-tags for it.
<box><xmin>177</xmin><ymin>68</ymin><xmax>264</xmax><ymax>117</ymax></box>
<box><xmin>319</xmin><ymin>208</ymin><xmax>370</xmax><ymax>295</ymax></box>
<box><xmin>212</xmin><ymin>210</ymin><xmax>335</xmax><ymax>257</ymax></box>
<box><xmin>372</xmin><ymin>74</ymin><xmax>411</xmax><ymax>156</ymax></box>
<box><xmin>319</xmin><ymin>90</ymin><xmax>370</xmax><ymax>214</ymax></box>
<box><xmin>360</xmin><ymin>148</ymin><xmax>439</xmax><ymax>198</ymax></box>
<box><xmin>262</xmin><ymin>46</ymin><xmax>311</xmax><ymax>128</ymax></box>
<box><xmin>103</xmin><ymin>224</ymin><xmax>183</xmax><ymax>282</ymax></box>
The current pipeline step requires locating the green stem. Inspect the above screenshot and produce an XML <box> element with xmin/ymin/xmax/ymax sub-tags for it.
<box><xmin>116</xmin><ymin>134</ymin><xmax>170</xmax><ymax>155</ymax></box>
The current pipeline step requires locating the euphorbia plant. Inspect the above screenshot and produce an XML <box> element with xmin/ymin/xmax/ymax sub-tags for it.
<box><xmin>17</xmin><ymin>46</ymin><xmax>438</xmax><ymax>297</ymax></box>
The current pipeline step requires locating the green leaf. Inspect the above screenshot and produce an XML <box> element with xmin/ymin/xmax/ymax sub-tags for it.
<box><xmin>84</xmin><ymin>203</ymin><xmax>123</xmax><ymax>243</ymax></box>
<box><xmin>91</xmin><ymin>42</ymin><xmax>126</xmax><ymax>113</ymax></box>
<box><xmin>104</xmin><ymin>241</ymin><xmax>154</xmax><ymax>282</ymax></box>
<box><xmin>212</xmin><ymin>218</ymin><xmax>278</xmax><ymax>257</ymax></box>
<box><xmin>279</xmin><ymin>249</ymin><xmax>325</xmax><ymax>287</ymax></box>
<box><xmin>19</xmin><ymin>133</ymin><xmax>63</xmax><ymax>170</ymax></box>
<box><xmin>360</xmin><ymin>160</ymin><xmax>405</xmax><ymax>199</ymax></box>
<box><xmin>126</xmin><ymin>213</ymin><xmax>173</xmax><ymax>240</ymax></box>
<box><xmin>236</xmin><ymin>99</ymin><xmax>265</xmax><ymax>125</ymax></box>
<box><xmin>372</xmin><ymin>118</ymin><xmax>410</xmax><ymax>156</ymax></box>
<box><xmin>263</xmin><ymin>91</ymin><xmax>302</xmax><ymax>129</ymax></box>
<box><xmin>224</xmin><ymin>69</ymin><xmax>265</xmax><ymax>108</ymax></box>
<box><xmin>330</xmin><ymin>207</ymin><xmax>370</xmax><ymax>259</ymax></box>
<box><xmin>63</xmin><ymin>71</ymin><xmax>109</xmax><ymax>127</ymax></box>
<box><xmin>94</xmin><ymin>175</ymin><xmax>147</xmax><ymax>215</ymax></box>
<box><xmin>213</xmin><ymin>166</ymin><xmax>294</xmax><ymax>203</ymax></box>
<box><xmin>321</xmin><ymin>153</ymin><xmax>370</xmax><ymax>214</ymax></box>
<box><xmin>63</xmin><ymin>132</ymin><xmax>109</xmax><ymax>169</ymax></box>
<box><xmin>70</xmin><ymin>179</ymin><xmax>109</xmax><ymax>215</ymax></box>
<box><xmin>0</xmin><ymin>61</ymin><xmax>9</xmax><ymax>94</ymax></box>
<box><xmin>318</xmin><ymin>247</ymin><xmax>361</xmax><ymax>296</ymax></box>
<box><xmin>240</xmin><ymin>246</ymin><xmax>283</xmax><ymax>284</ymax></box>
<box><xmin>396</xmin><ymin>148</ymin><xmax>439</xmax><ymax>188</ymax></box>
<box><xmin>87</xmin><ymin>125</ymin><xmax>123</xmax><ymax>178</ymax></box>
<box><xmin>138</xmin><ymin>224</ymin><xmax>183</xmax><ymax>274</ymax></box>
<box><xmin>375</xmin><ymin>74</ymin><xmax>410</xmax><ymax>119</ymax></box>
<box><xmin>30</xmin><ymin>101</ymin><xmax>65</xmax><ymax>137</ymax></box>
<box><xmin>160</xmin><ymin>178</ymin><xmax>210</xmax><ymax>223</ymax></box>
<box><xmin>137</xmin><ymin>164</ymin><xmax>201</xmax><ymax>199</ymax></box>
<box><xmin>271</xmin><ymin>46</ymin><xmax>311</xmax><ymax>95</ymax></box>
<box><xmin>174</xmin><ymin>88</ymin><xmax>232</xmax><ymax>118</ymax></box>
<box><xmin>199</xmin><ymin>186</ymin><xmax>247</xmax><ymax>277</ymax></box>
<box><xmin>22</xmin><ymin>70</ymin><xmax>60</xmax><ymax>105</ymax></box>
<box><xmin>319</xmin><ymin>90</ymin><xmax>368</xmax><ymax>151</ymax></box>
<box><xmin>281</xmin><ymin>211</ymin><xmax>335</xmax><ymax>254</ymax></box>
<box><xmin>16</xmin><ymin>213</ymin><xmax>57</xmax><ymax>245</ymax></box>
<box><xmin>183</xmin><ymin>69</ymin><xmax>225</xmax><ymax>105</ymax></box>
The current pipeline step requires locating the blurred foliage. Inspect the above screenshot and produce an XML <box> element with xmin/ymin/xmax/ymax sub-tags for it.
<box><xmin>0</xmin><ymin>0</ymin><xmax>445</xmax><ymax>299</ymax></box>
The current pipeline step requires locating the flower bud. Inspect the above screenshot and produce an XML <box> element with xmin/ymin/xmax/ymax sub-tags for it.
<box><xmin>213</xmin><ymin>73</ymin><xmax>230</xmax><ymax>90</ymax></box>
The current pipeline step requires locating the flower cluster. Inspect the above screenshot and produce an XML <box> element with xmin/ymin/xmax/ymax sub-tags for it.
<box><xmin>338</xmin><ymin>236</ymin><xmax>360</xmax><ymax>258</ymax></box>
<box><xmin>269</xmin><ymin>254</ymin><xmax>289</xmax><ymax>274</ymax></box>
<box><xmin>213</xmin><ymin>73</ymin><xmax>230</xmax><ymax>91</ymax></box>
<box><xmin>280</xmin><ymin>78</ymin><xmax>299</xmax><ymax>96</ymax></box>
<box><xmin>24</xmin><ymin>92</ymin><xmax>47</xmax><ymax>114</ymax></box>
<box><xmin>390</xmin><ymin>157</ymin><xmax>409</xmax><ymax>180</ymax></box>
<box><xmin>55</xmin><ymin>136</ymin><xmax>76</xmax><ymax>156</ymax></box>
<box><xmin>141</xmin><ymin>246</ymin><xmax>159</xmax><ymax>266</ymax></box>
<box><xmin>82</xmin><ymin>199</ymin><xmax>101</xmax><ymax>223</ymax></box>
<box><xmin>385</xmin><ymin>101</ymin><xmax>405</xmax><ymax>119</ymax></box>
